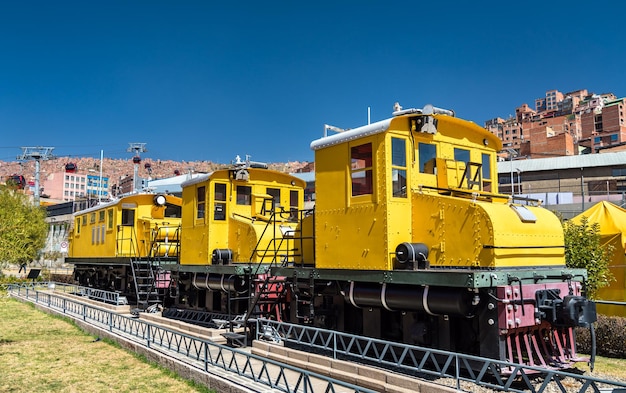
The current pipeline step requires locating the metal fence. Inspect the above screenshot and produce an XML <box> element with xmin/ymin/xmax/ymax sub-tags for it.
<box><xmin>8</xmin><ymin>284</ymin><xmax>376</xmax><ymax>393</ymax></box>
<box><xmin>49</xmin><ymin>282</ymin><xmax>127</xmax><ymax>305</ymax></box>
<box><xmin>253</xmin><ymin>319</ymin><xmax>626</xmax><ymax>393</ymax></box>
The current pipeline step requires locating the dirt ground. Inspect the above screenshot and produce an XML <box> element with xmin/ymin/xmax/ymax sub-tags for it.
<box><xmin>1</xmin><ymin>264</ymin><xmax>71</xmax><ymax>280</ymax></box>
<box><xmin>2</xmin><ymin>265</ymin><xmax>25</xmax><ymax>278</ymax></box>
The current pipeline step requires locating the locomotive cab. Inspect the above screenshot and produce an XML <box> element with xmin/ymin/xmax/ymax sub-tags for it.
<box><xmin>311</xmin><ymin>105</ymin><xmax>565</xmax><ymax>271</ymax></box>
<box><xmin>179</xmin><ymin>158</ymin><xmax>306</xmax><ymax>266</ymax></box>
<box><xmin>67</xmin><ymin>192</ymin><xmax>182</xmax><ymax>303</ymax></box>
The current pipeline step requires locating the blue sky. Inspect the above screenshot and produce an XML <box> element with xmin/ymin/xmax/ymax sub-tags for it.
<box><xmin>1</xmin><ymin>1</ymin><xmax>625</xmax><ymax>164</ymax></box>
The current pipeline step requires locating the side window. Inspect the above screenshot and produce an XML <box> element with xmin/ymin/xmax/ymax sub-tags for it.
<box><xmin>197</xmin><ymin>186</ymin><xmax>206</xmax><ymax>219</ymax></box>
<box><xmin>289</xmin><ymin>190</ymin><xmax>299</xmax><ymax>220</ymax></box>
<box><xmin>454</xmin><ymin>148</ymin><xmax>470</xmax><ymax>165</ymax></box>
<box><xmin>482</xmin><ymin>153</ymin><xmax>492</xmax><ymax>191</ymax></box>
<box><xmin>107</xmin><ymin>209</ymin><xmax>113</xmax><ymax>230</ymax></box>
<box><xmin>98</xmin><ymin>210</ymin><xmax>105</xmax><ymax>222</ymax></box>
<box><xmin>391</xmin><ymin>138</ymin><xmax>407</xmax><ymax>198</ymax></box>
<box><xmin>351</xmin><ymin>143</ymin><xmax>373</xmax><ymax>196</ymax></box>
<box><xmin>121</xmin><ymin>209</ymin><xmax>135</xmax><ymax>226</ymax></box>
<box><xmin>290</xmin><ymin>190</ymin><xmax>299</xmax><ymax>211</ymax></box>
<box><xmin>214</xmin><ymin>183</ymin><xmax>226</xmax><ymax>221</ymax></box>
<box><xmin>76</xmin><ymin>217</ymin><xmax>81</xmax><ymax>235</ymax></box>
<box><xmin>418</xmin><ymin>143</ymin><xmax>437</xmax><ymax>174</ymax></box>
<box><xmin>90</xmin><ymin>212</ymin><xmax>96</xmax><ymax>224</ymax></box>
<box><xmin>237</xmin><ymin>185</ymin><xmax>252</xmax><ymax>205</ymax></box>
<box><xmin>266</xmin><ymin>188</ymin><xmax>281</xmax><ymax>210</ymax></box>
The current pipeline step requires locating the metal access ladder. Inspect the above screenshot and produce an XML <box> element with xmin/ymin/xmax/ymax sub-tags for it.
<box><xmin>130</xmin><ymin>259</ymin><xmax>160</xmax><ymax>310</ymax></box>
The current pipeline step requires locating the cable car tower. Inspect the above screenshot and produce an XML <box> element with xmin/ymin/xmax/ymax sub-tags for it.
<box><xmin>17</xmin><ymin>146</ymin><xmax>55</xmax><ymax>205</ymax></box>
<box><xmin>127</xmin><ymin>143</ymin><xmax>147</xmax><ymax>192</ymax></box>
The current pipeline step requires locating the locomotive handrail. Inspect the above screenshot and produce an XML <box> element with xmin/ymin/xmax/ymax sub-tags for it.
<box><xmin>116</xmin><ymin>224</ymin><xmax>141</xmax><ymax>258</ymax></box>
<box><xmin>251</xmin><ymin>318</ymin><xmax>626</xmax><ymax>393</ymax></box>
<box><xmin>417</xmin><ymin>184</ymin><xmax>522</xmax><ymax>203</ymax></box>
<box><xmin>9</xmin><ymin>285</ymin><xmax>377</xmax><ymax>393</ymax></box>
<box><xmin>149</xmin><ymin>224</ymin><xmax>181</xmax><ymax>258</ymax></box>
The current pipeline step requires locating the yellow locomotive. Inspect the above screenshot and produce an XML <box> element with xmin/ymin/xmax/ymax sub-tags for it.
<box><xmin>172</xmin><ymin>157</ymin><xmax>306</xmax><ymax>298</ymax></box>
<box><xmin>67</xmin><ymin>192</ymin><xmax>182</xmax><ymax>306</ymax></box>
<box><xmin>67</xmin><ymin>103</ymin><xmax>596</xmax><ymax>370</ymax></box>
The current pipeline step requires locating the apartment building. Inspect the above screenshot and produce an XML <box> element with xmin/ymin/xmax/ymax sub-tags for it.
<box><xmin>42</xmin><ymin>170</ymin><xmax>110</xmax><ymax>202</ymax></box>
<box><xmin>579</xmin><ymin>97</ymin><xmax>626</xmax><ymax>153</ymax></box>
<box><xmin>485</xmin><ymin>117</ymin><xmax>525</xmax><ymax>149</ymax></box>
<box><xmin>487</xmin><ymin>88</ymin><xmax>626</xmax><ymax>158</ymax></box>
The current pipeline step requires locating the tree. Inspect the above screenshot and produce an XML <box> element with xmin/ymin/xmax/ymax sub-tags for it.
<box><xmin>563</xmin><ymin>216</ymin><xmax>614</xmax><ymax>299</ymax></box>
<box><xmin>0</xmin><ymin>186</ymin><xmax>48</xmax><ymax>270</ymax></box>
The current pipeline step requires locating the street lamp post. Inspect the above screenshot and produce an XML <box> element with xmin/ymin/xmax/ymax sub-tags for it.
<box><xmin>505</xmin><ymin>148</ymin><xmax>518</xmax><ymax>196</ymax></box>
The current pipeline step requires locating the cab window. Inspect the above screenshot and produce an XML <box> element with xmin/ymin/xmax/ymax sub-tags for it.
<box><xmin>454</xmin><ymin>148</ymin><xmax>470</xmax><ymax>165</ymax></box>
<box><xmin>290</xmin><ymin>190</ymin><xmax>299</xmax><ymax>220</ymax></box>
<box><xmin>237</xmin><ymin>186</ymin><xmax>252</xmax><ymax>205</ymax></box>
<box><xmin>482</xmin><ymin>153</ymin><xmax>492</xmax><ymax>191</ymax></box>
<box><xmin>418</xmin><ymin>143</ymin><xmax>436</xmax><ymax>174</ymax></box>
<box><xmin>214</xmin><ymin>183</ymin><xmax>226</xmax><ymax>221</ymax></box>
<box><xmin>164</xmin><ymin>203</ymin><xmax>182</xmax><ymax>218</ymax></box>
<box><xmin>391</xmin><ymin>138</ymin><xmax>407</xmax><ymax>198</ymax></box>
<box><xmin>266</xmin><ymin>188</ymin><xmax>281</xmax><ymax>210</ymax></box>
<box><xmin>107</xmin><ymin>209</ymin><xmax>113</xmax><ymax>230</ymax></box>
<box><xmin>121</xmin><ymin>209</ymin><xmax>135</xmax><ymax>226</ymax></box>
<box><xmin>196</xmin><ymin>186</ymin><xmax>206</xmax><ymax>219</ymax></box>
<box><xmin>351</xmin><ymin>143</ymin><xmax>373</xmax><ymax>196</ymax></box>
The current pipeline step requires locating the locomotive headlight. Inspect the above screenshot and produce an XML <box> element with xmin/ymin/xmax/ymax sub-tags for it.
<box><xmin>154</xmin><ymin>194</ymin><xmax>167</xmax><ymax>206</ymax></box>
<box><xmin>483</xmin><ymin>138</ymin><xmax>489</xmax><ymax>146</ymax></box>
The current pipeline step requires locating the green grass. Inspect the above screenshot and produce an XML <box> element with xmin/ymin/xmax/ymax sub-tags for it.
<box><xmin>0</xmin><ymin>291</ymin><xmax>215</xmax><ymax>393</ymax></box>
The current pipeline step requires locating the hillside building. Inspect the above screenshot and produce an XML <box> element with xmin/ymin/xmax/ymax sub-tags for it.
<box><xmin>487</xmin><ymin>89</ymin><xmax>626</xmax><ymax>159</ymax></box>
<box><xmin>42</xmin><ymin>171</ymin><xmax>110</xmax><ymax>202</ymax></box>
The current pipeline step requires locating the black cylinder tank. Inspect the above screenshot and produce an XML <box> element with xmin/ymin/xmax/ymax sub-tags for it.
<box><xmin>192</xmin><ymin>273</ymin><xmax>248</xmax><ymax>293</ymax></box>
<box><xmin>395</xmin><ymin>242</ymin><xmax>429</xmax><ymax>267</ymax></box>
<box><xmin>344</xmin><ymin>282</ymin><xmax>474</xmax><ymax>316</ymax></box>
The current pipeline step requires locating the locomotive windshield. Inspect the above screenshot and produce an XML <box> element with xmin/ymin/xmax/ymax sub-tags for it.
<box><xmin>164</xmin><ymin>202</ymin><xmax>182</xmax><ymax>218</ymax></box>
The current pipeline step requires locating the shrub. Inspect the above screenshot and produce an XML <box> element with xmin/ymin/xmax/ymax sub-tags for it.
<box><xmin>563</xmin><ymin>217</ymin><xmax>614</xmax><ymax>299</ymax></box>
<box><xmin>576</xmin><ymin>315</ymin><xmax>626</xmax><ymax>358</ymax></box>
<box><xmin>50</xmin><ymin>273</ymin><xmax>74</xmax><ymax>284</ymax></box>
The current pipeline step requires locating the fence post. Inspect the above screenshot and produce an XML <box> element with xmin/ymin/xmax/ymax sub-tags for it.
<box><xmin>147</xmin><ymin>324</ymin><xmax>151</xmax><ymax>348</ymax></box>
<box><xmin>204</xmin><ymin>342</ymin><xmax>209</xmax><ymax>372</ymax></box>
<box><xmin>83</xmin><ymin>304</ymin><xmax>87</xmax><ymax>321</ymax></box>
<box><xmin>456</xmin><ymin>354</ymin><xmax>461</xmax><ymax>391</ymax></box>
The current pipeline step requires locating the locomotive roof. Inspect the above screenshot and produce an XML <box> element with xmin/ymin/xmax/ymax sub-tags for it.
<box><xmin>310</xmin><ymin>107</ymin><xmax>498</xmax><ymax>151</ymax></box>
<box><xmin>71</xmin><ymin>193</ymin><xmax>143</xmax><ymax>216</ymax></box>
<box><xmin>179</xmin><ymin>167</ymin><xmax>304</xmax><ymax>189</ymax></box>
<box><xmin>310</xmin><ymin>118</ymin><xmax>392</xmax><ymax>151</ymax></box>
<box><xmin>180</xmin><ymin>172</ymin><xmax>212</xmax><ymax>188</ymax></box>
<box><xmin>72</xmin><ymin>192</ymin><xmax>179</xmax><ymax>216</ymax></box>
